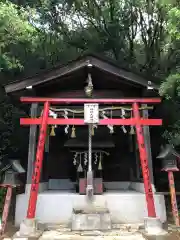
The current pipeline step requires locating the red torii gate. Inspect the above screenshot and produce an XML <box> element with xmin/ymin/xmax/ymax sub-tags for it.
<box><xmin>20</xmin><ymin>97</ymin><xmax>162</xmax><ymax>220</ymax></box>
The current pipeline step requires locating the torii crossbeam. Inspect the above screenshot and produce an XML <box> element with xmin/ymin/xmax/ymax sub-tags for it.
<box><xmin>20</xmin><ymin>97</ymin><xmax>162</xmax><ymax>221</ymax></box>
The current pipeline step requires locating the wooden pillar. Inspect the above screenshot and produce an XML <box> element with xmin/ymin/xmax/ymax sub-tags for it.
<box><xmin>168</xmin><ymin>171</ymin><xmax>180</xmax><ymax>226</ymax></box>
<box><xmin>142</xmin><ymin>105</ymin><xmax>154</xmax><ymax>185</ymax></box>
<box><xmin>26</xmin><ymin>103</ymin><xmax>38</xmax><ymax>185</ymax></box>
<box><xmin>133</xmin><ymin>102</ymin><xmax>156</xmax><ymax>218</ymax></box>
<box><xmin>26</xmin><ymin>105</ymin><xmax>48</xmax><ymax>192</ymax></box>
<box><xmin>0</xmin><ymin>186</ymin><xmax>12</xmax><ymax>235</ymax></box>
<box><xmin>26</xmin><ymin>101</ymin><xmax>49</xmax><ymax>219</ymax></box>
<box><xmin>134</xmin><ymin>137</ymin><xmax>141</xmax><ymax>179</ymax></box>
<box><xmin>42</xmin><ymin>129</ymin><xmax>49</xmax><ymax>183</ymax></box>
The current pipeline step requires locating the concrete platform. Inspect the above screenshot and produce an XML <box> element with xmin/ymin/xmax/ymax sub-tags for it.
<box><xmin>15</xmin><ymin>191</ymin><xmax>166</xmax><ymax>226</ymax></box>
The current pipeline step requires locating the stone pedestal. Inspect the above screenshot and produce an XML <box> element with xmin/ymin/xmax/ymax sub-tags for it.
<box><xmin>71</xmin><ymin>207</ymin><xmax>112</xmax><ymax>231</ymax></box>
<box><xmin>13</xmin><ymin>219</ymin><xmax>43</xmax><ymax>239</ymax></box>
<box><xmin>144</xmin><ymin>217</ymin><xmax>167</xmax><ymax>235</ymax></box>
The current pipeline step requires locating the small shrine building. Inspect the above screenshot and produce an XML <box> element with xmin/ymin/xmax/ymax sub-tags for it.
<box><xmin>5</xmin><ymin>54</ymin><xmax>166</xmax><ymax>229</ymax></box>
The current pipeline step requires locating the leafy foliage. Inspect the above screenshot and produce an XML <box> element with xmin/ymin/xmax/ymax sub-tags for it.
<box><xmin>160</xmin><ymin>73</ymin><xmax>180</xmax><ymax>100</ymax></box>
<box><xmin>39</xmin><ymin>1</ymin><xmax>168</xmax><ymax>74</ymax></box>
<box><xmin>168</xmin><ymin>6</ymin><xmax>180</xmax><ymax>40</ymax></box>
<box><xmin>0</xmin><ymin>0</ymin><xmax>180</xmax><ymax>157</ymax></box>
<box><xmin>0</xmin><ymin>1</ymin><xmax>38</xmax><ymax>159</ymax></box>
<box><xmin>0</xmin><ymin>1</ymin><xmax>82</xmax><ymax>158</ymax></box>
<box><xmin>0</xmin><ymin>1</ymin><xmax>38</xmax><ymax>71</ymax></box>
<box><xmin>159</xmin><ymin>3</ymin><xmax>180</xmax><ymax>145</ymax></box>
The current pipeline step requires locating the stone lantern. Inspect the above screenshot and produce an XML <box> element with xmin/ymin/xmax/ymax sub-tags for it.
<box><xmin>0</xmin><ymin>159</ymin><xmax>25</xmax><ymax>235</ymax></box>
<box><xmin>157</xmin><ymin>144</ymin><xmax>179</xmax><ymax>172</ymax></box>
<box><xmin>157</xmin><ymin>144</ymin><xmax>180</xmax><ymax>226</ymax></box>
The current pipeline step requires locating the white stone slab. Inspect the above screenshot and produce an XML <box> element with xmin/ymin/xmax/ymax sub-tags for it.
<box><xmin>15</xmin><ymin>190</ymin><xmax>166</xmax><ymax>226</ymax></box>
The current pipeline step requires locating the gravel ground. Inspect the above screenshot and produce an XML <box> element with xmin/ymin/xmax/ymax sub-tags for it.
<box><xmin>0</xmin><ymin>222</ymin><xmax>18</xmax><ymax>239</ymax></box>
<box><xmin>1</xmin><ymin>222</ymin><xmax>180</xmax><ymax>240</ymax></box>
<box><xmin>143</xmin><ymin>232</ymin><xmax>180</xmax><ymax>240</ymax></box>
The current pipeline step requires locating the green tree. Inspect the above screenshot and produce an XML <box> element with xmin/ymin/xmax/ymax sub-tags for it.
<box><xmin>159</xmin><ymin>5</ymin><xmax>180</xmax><ymax>145</ymax></box>
<box><xmin>0</xmin><ymin>1</ymin><xmax>38</xmax><ymax>71</ymax></box>
<box><xmin>0</xmin><ymin>1</ymin><xmax>81</xmax><ymax>159</ymax></box>
<box><xmin>0</xmin><ymin>1</ymin><xmax>38</xmax><ymax>158</ymax></box>
<box><xmin>18</xmin><ymin>0</ymin><xmax>170</xmax><ymax>76</ymax></box>
<box><xmin>2</xmin><ymin>0</ymin><xmax>180</xmax><ymax>148</ymax></box>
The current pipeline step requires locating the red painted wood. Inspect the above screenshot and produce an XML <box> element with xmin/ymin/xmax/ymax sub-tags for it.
<box><xmin>168</xmin><ymin>171</ymin><xmax>180</xmax><ymax>226</ymax></box>
<box><xmin>133</xmin><ymin>102</ymin><xmax>156</xmax><ymax>218</ymax></box>
<box><xmin>20</xmin><ymin>118</ymin><xmax>162</xmax><ymax>126</ymax></box>
<box><xmin>20</xmin><ymin>97</ymin><xmax>161</xmax><ymax>104</ymax></box>
<box><xmin>0</xmin><ymin>186</ymin><xmax>12</xmax><ymax>235</ymax></box>
<box><xmin>26</xmin><ymin>101</ymin><xmax>49</xmax><ymax>219</ymax></box>
<box><xmin>79</xmin><ymin>178</ymin><xmax>86</xmax><ymax>194</ymax></box>
<box><xmin>79</xmin><ymin>178</ymin><xmax>103</xmax><ymax>194</ymax></box>
<box><xmin>94</xmin><ymin>178</ymin><xmax>103</xmax><ymax>194</ymax></box>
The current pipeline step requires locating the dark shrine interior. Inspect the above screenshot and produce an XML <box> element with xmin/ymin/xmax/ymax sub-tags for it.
<box><xmin>45</xmin><ymin>125</ymin><xmax>138</xmax><ymax>184</ymax></box>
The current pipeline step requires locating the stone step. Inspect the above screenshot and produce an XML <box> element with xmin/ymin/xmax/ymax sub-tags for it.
<box><xmin>71</xmin><ymin>208</ymin><xmax>112</xmax><ymax>231</ymax></box>
<box><xmin>39</xmin><ymin>231</ymin><xmax>146</xmax><ymax>240</ymax></box>
<box><xmin>43</xmin><ymin>223</ymin><xmax>142</xmax><ymax>232</ymax></box>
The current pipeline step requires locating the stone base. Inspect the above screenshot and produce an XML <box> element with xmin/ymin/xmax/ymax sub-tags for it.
<box><xmin>144</xmin><ymin>217</ymin><xmax>167</xmax><ymax>236</ymax></box>
<box><xmin>15</xmin><ymin>192</ymin><xmax>167</xmax><ymax>226</ymax></box>
<box><xmin>39</xmin><ymin>232</ymin><xmax>145</xmax><ymax>240</ymax></box>
<box><xmin>13</xmin><ymin>219</ymin><xmax>43</xmax><ymax>239</ymax></box>
<box><xmin>71</xmin><ymin>207</ymin><xmax>112</xmax><ymax>231</ymax></box>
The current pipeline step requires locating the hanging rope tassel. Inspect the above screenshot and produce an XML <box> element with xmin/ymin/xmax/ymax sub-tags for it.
<box><xmin>91</xmin><ymin>126</ymin><xmax>94</xmax><ymax>136</ymax></box>
<box><xmin>71</xmin><ymin>126</ymin><xmax>76</xmax><ymax>138</ymax></box>
<box><xmin>49</xmin><ymin>110</ymin><xmax>57</xmax><ymax>137</ymax></box>
<box><xmin>130</xmin><ymin>126</ymin><xmax>135</xmax><ymax>135</ymax></box>
<box><xmin>50</xmin><ymin>125</ymin><xmax>56</xmax><ymax>136</ymax></box>
<box><xmin>77</xmin><ymin>162</ymin><xmax>83</xmax><ymax>172</ymax></box>
<box><xmin>71</xmin><ymin>113</ymin><xmax>76</xmax><ymax>138</ymax></box>
<box><xmin>130</xmin><ymin>111</ymin><xmax>135</xmax><ymax>135</ymax></box>
<box><xmin>121</xmin><ymin>109</ymin><xmax>127</xmax><ymax>134</ymax></box>
<box><xmin>98</xmin><ymin>153</ymin><xmax>102</xmax><ymax>170</ymax></box>
<box><xmin>84</xmin><ymin>152</ymin><xmax>88</xmax><ymax>166</ymax></box>
<box><xmin>98</xmin><ymin>158</ymin><xmax>102</xmax><ymax>170</ymax></box>
<box><xmin>92</xmin><ymin>124</ymin><xmax>98</xmax><ymax>136</ymax></box>
<box><xmin>77</xmin><ymin>153</ymin><xmax>83</xmax><ymax>172</ymax></box>
<box><xmin>110</xmin><ymin>128</ymin><xmax>114</xmax><ymax>134</ymax></box>
<box><xmin>110</xmin><ymin>109</ymin><xmax>114</xmax><ymax>134</ymax></box>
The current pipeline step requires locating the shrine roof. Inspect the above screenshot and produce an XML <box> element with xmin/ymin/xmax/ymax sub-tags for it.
<box><xmin>4</xmin><ymin>53</ymin><xmax>159</xmax><ymax>94</ymax></box>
